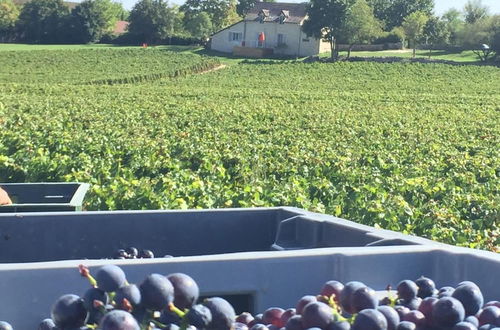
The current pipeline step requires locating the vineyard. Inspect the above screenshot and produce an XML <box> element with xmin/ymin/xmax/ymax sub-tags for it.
<box><xmin>0</xmin><ymin>48</ymin><xmax>498</xmax><ymax>250</ymax></box>
<box><xmin>0</xmin><ymin>48</ymin><xmax>219</xmax><ymax>84</ymax></box>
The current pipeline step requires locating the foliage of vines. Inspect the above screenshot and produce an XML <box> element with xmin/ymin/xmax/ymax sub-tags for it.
<box><xmin>0</xmin><ymin>49</ymin><xmax>498</xmax><ymax>250</ymax></box>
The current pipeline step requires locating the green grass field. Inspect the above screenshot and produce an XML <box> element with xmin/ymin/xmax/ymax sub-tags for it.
<box><xmin>0</xmin><ymin>43</ymin><xmax>484</xmax><ymax>63</ymax></box>
<box><xmin>0</xmin><ymin>46</ymin><xmax>498</xmax><ymax>251</ymax></box>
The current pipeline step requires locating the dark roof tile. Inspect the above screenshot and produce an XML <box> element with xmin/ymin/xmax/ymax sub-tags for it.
<box><xmin>245</xmin><ymin>2</ymin><xmax>307</xmax><ymax>24</ymax></box>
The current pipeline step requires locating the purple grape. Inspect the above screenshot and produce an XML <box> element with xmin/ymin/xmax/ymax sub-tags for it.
<box><xmin>402</xmin><ymin>310</ymin><xmax>425</xmax><ymax>328</ymax></box>
<box><xmin>458</xmin><ymin>281</ymin><xmax>480</xmax><ymax>289</ymax></box>
<box><xmin>249</xmin><ymin>313</ymin><xmax>264</xmax><ymax>327</ymax></box>
<box><xmin>397</xmin><ymin>280</ymin><xmax>418</xmax><ymax>302</ymax></box>
<box><xmin>95</xmin><ymin>265</ymin><xmax>127</xmax><ymax>292</ymax></box>
<box><xmin>236</xmin><ymin>312</ymin><xmax>255</xmax><ymax>325</ymax></box>
<box><xmin>478</xmin><ymin>307</ymin><xmax>500</xmax><ymax>326</ymax></box>
<box><xmin>203</xmin><ymin>297</ymin><xmax>236</xmax><ymax>330</ymax></box>
<box><xmin>139</xmin><ymin>249</ymin><xmax>154</xmax><ymax>258</ymax></box>
<box><xmin>439</xmin><ymin>286</ymin><xmax>456</xmax><ymax>298</ymax></box>
<box><xmin>466</xmin><ymin>316</ymin><xmax>480</xmax><ymax>327</ymax></box>
<box><xmin>83</xmin><ymin>287</ymin><xmax>108</xmax><ymax>323</ymax></box>
<box><xmin>234</xmin><ymin>322</ymin><xmax>250</xmax><ymax>330</ymax></box>
<box><xmin>432</xmin><ymin>296</ymin><xmax>465</xmax><ymax>328</ymax></box>
<box><xmin>163</xmin><ymin>325</ymin><xmax>180</xmax><ymax>330</ymax></box>
<box><xmin>280</xmin><ymin>308</ymin><xmax>296</xmax><ymax>326</ymax></box>
<box><xmin>167</xmin><ymin>273</ymin><xmax>199</xmax><ymax>310</ymax></box>
<box><xmin>51</xmin><ymin>294</ymin><xmax>87</xmax><ymax>329</ymax></box>
<box><xmin>326</xmin><ymin>321</ymin><xmax>351</xmax><ymax>330</ymax></box>
<box><xmin>377</xmin><ymin>305</ymin><xmax>400</xmax><ymax>330</ymax></box>
<box><xmin>479</xmin><ymin>325</ymin><xmax>496</xmax><ymax>330</ymax></box>
<box><xmin>402</xmin><ymin>297</ymin><xmax>421</xmax><ymax>311</ymax></box>
<box><xmin>453</xmin><ymin>321</ymin><xmax>479</xmax><ymax>330</ymax></box>
<box><xmin>99</xmin><ymin>310</ymin><xmax>140</xmax><ymax>330</ymax></box>
<box><xmin>321</xmin><ymin>281</ymin><xmax>344</xmax><ymax>300</ymax></box>
<box><xmin>115</xmin><ymin>284</ymin><xmax>141</xmax><ymax>310</ymax></box>
<box><xmin>185</xmin><ymin>304</ymin><xmax>212</xmax><ymax>329</ymax></box>
<box><xmin>340</xmin><ymin>281</ymin><xmax>366</xmax><ymax>315</ymax></box>
<box><xmin>159</xmin><ymin>310</ymin><xmax>181</xmax><ymax>325</ymax></box>
<box><xmin>351</xmin><ymin>309</ymin><xmax>388</xmax><ymax>330</ymax></box>
<box><xmin>452</xmin><ymin>283</ymin><xmax>484</xmax><ymax>316</ymax></box>
<box><xmin>263</xmin><ymin>307</ymin><xmax>285</xmax><ymax>327</ymax></box>
<box><xmin>351</xmin><ymin>286</ymin><xmax>378</xmax><ymax>313</ymax></box>
<box><xmin>394</xmin><ymin>305</ymin><xmax>410</xmax><ymax>320</ymax></box>
<box><xmin>250</xmin><ymin>325</ymin><xmax>269</xmax><ymax>330</ymax></box>
<box><xmin>418</xmin><ymin>297</ymin><xmax>438</xmax><ymax>327</ymax></box>
<box><xmin>415</xmin><ymin>276</ymin><xmax>436</xmax><ymax>299</ymax></box>
<box><xmin>139</xmin><ymin>273</ymin><xmax>174</xmax><ymax>311</ymax></box>
<box><xmin>125</xmin><ymin>247</ymin><xmax>138</xmax><ymax>258</ymax></box>
<box><xmin>301</xmin><ymin>302</ymin><xmax>333</xmax><ymax>329</ymax></box>
<box><xmin>0</xmin><ymin>322</ymin><xmax>12</xmax><ymax>330</ymax></box>
<box><xmin>396</xmin><ymin>321</ymin><xmax>415</xmax><ymax>330</ymax></box>
<box><xmin>38</xmin><ymin>318</ymin><xmax>57</xmax><ymax>330</ymax></box>
<box><xmin>113</xmin><ymin>249</ymin><xmax>128</xmax><ymax>259</ymax></box>
<box><xmin>484</xmin><ymin>302</ymin><xmax>500</xmax><ymax>309</ymax></box>
<box><xmin>296</xmin><ymin>296</ymin><xmax>317</xmax><ymax>315</ymax></box>
<box><xmin>284</xmin><ymin>315</ymin><xmax>303</xmax><ymax>330</ymax></box>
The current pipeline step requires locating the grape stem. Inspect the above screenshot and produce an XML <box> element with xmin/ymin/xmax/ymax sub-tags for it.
<box><xmin>78</xmin><ymin>264</ymin><xmax>98</xmax><ymax>288</ymax></box>
<box><xmin>168</xmin><ymin>302</ymin><xmax>186</xmax><ymax>318</ymax></box>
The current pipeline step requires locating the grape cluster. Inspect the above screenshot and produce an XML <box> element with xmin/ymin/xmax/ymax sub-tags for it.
<box><xmin>113</xmin><ymin>247</ymin><xmax>156</xmax><ymax>259</ymax></box>
<box><xmin>0</xmin><ymin>268</ymin><xmax>499</xmax><ymax>330</ymax></box>
<box><xmin>112</xmin><ymin>247</ymin><xmax>174</xmax><ymax>260</ymax></box>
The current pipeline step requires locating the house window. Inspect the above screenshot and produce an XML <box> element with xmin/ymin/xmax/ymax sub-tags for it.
<box><xmin>279</xmin><ymin>10</ymin><xmax>289</xmax><ymax>24</ymax></box>
<box><xmin>302</xmin><ymin>38</ymin><xmax>310</xmax><ymax>42</ymax></box>
<box><xmin>277</xmin><ymin>34</ymin><xmax>286</xmax><ymax>46</ymax></box>
<box><xmin>229</xmin><ymin>32</ymin><xmax>242</xmax><ymax>42</ymax></box>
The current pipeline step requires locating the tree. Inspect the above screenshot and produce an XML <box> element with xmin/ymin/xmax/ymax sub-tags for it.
<box><xmin>72</xmin><ymin>0</ymin><xmax>123</xmax><ymax>43</ymax></box>
<box><xmin>0</xmin><ymin>0</ymin><xmax>19</xmax><ymax>41</ymax></box>
<box><xmin>181</xmin><ymin>0</ymin><xmax>239</xmax><ymax>32</ymax></box>
<box><xmin>303</xmin><ymin>0</ymin><xmax>354</xmax><ymax>60</ymax></box>
<box><xmin>128</xmin><ymin>0</ymin><xmax>175</xmax><ymax>44</ymax></box>
<box><xmin>463</xmin><ymin>0</ymin><xmax>488</xmax><ymax>24</ymax></box>
<box><xmin>341</xmin><ymin>0</ymin><xmax>382</xmax><ymax>58</ymax></box>
<box><xmin>402</xmin><ymin>11</ymin><xmax>429</xmax><ymax>57</ymax></box>
<box><xmin>441</xmin><ymin>8</ymin><xmax>464</xmax><ymax>46</ymax></box>
<box><xmin>183</xmin><ymin>11</ymin><xmax>212</xmax><ymax>39</ymax></box>
<box><xmin>423</xmin><ymin>16</ymin><xmax>450</xmax><ymax>57</ymax></box>
<box><xmin>236</xmin><ymin>0</ymin><xmax>274</xmax><ymax>17</ymax></box>
<box><xmin>17</xmin><ymin>0</ymin><xmax>69</xmax><ymax>43</ymax></box>
<box><xmin>368</xmin><ymin>0</ymin><xmax>433</xmax><ymax>31</ymax></box>
<box><xmin>457</xmin><ymin>14</ymin><xmax>499</xmax><ymax>61</ymax></box>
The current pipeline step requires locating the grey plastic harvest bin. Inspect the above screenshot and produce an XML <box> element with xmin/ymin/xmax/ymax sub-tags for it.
<box><xmin>0</xmin><ymin>182</ymin><xmax>90</xmax><ymax>212</ymax></box>
<box><xmin>0</xmin><ymin>207</ymin><xmax>498</xmax><ymax>329</ymax></box>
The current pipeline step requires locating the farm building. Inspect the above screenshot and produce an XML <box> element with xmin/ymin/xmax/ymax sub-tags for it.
<box><xmin>210</xmin><ymin>2</ymin><xmax>330</xmax><ymax>57</ymax></box>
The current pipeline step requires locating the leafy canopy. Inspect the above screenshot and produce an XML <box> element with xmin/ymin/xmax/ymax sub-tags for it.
<box><xmin>71</xmin><ymin>0</ymin><xmax>123</xmax><ymax>43</ymax></box>
<box><xmin>341</xmin><ymin>0</ymin><xmax>382</xmax><ymax>46</ymax></box>
<box><xmin>128</xmin><ymin>0</ymin><xmax>176</xmax><ymax>43</ymax></box>
<box><xmin>368</xmin><ymin>0</ymin><xmax>434</xmax><ymax>31</ymax></box>
<box><xmin>402</xmin><ymin>10</ymin><xmax>429</xmax><ymax>55</ymax></box>
<box><xmin>0</xmin><ymin>0</ymin><xmax>19</xmax><ymax>32</ymax></box>
<box><xmin>302</xmin><ymin>0</ymin><xmax>354</xmax><ymax>58</ymax></box>
<box><xmin>17</xmin><ymin>0</ymin><xmax>69</xmax><ymax>43</ymax></box>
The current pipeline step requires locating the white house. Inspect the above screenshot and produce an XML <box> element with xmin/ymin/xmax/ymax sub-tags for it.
<box><xmin>210</xmin><ymin>2</ymin><xmax>330</xmax><ymax>57</ymax></box>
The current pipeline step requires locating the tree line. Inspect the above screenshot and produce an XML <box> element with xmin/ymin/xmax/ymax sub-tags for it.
<box><xmin>0</xmin><ymin>0</ymin><xmax>252</xmax><ymax>44</ymax></box>
<box><xmin>0</xmin><ymin>0</ymin><xmax>498</xmax><ymax>60</ymax></box>
<box><xmin>303</xmin><ymin>0</ymin><xmax>499</xmax><ymax>60</ymax></box>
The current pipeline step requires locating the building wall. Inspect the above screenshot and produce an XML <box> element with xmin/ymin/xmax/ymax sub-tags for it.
<box><xmin>211</xmin><ymin>21</ymin><xmax>246</xmax><ymax>54</ymax></box>
<box><xmin>211</xmin><ymin>20</ymin><xmax>322</xmax><ymax>57</ymax></box>
<box><xmin>319</xmin><ymin>39</ymin><xmax>331</xmax><ymax>54</ymax></box>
